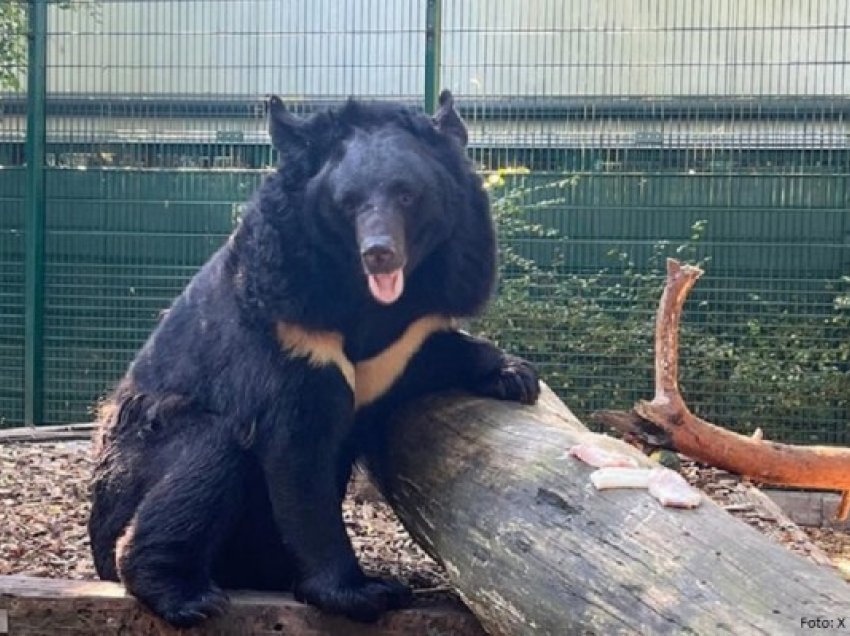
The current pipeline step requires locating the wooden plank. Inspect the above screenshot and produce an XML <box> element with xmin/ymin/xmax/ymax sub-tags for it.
<box><xmin>724</xmin><ymin>483</ymin><xmax>834</xmax><ymax>566</ymax></box>
<box><xmin>0</xmin><ymin>575</ymin><xmax>484</xmax><ymax>636</ymax></box>
<box><xmin>0</xmin><ymin>424</ymin><xmax>93</xmax><ymax>444</ymax></box>
<box><xmin>369</xmin><ymin>384</ymin><xmax>850</xmax><ymax>636</ymax></box>
<box><xmin>765</xmin><ymin>490</ymin><xmax>850</xmax><ymax>530</ymax></box>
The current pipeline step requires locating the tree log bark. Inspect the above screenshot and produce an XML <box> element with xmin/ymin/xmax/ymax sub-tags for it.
<box><xmin>370</xmin><ymin>385</ymin><xmax>850</xmax><ymax>636</ymax></box>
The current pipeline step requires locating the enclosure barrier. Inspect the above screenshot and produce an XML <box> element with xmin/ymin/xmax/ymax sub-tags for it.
<box><xmin>0</xmin><ymin>0</ymin><xmax>848</xmax><ymax>444</ymax></box>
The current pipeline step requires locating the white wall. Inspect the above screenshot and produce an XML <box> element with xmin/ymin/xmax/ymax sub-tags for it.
<box><xmin>442</xmin><ymin>0</ymin><xmax>850</xmax><ymax>97</ymax></box>
<box><xmin>46</xmin><ymin>0</ymin><xmax>850</xmax><ymax>97</ymax></box>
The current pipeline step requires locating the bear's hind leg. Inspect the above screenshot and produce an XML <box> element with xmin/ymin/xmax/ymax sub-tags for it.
<box><xmin>116</xmin><ymin>429</ymin><xmax>244</xmax><ymax>629</ymax></box>
<box><xmin>213</xmin><ymin>461</ymin><xmax>297</xmax><ymax>592</ymax></box>
<box><xmin>89</xmin><ymin>464</ymin><xmax>147</xmax><ymax>582</ymax></box>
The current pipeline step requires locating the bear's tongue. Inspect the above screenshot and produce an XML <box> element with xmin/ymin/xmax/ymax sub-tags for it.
<box><xmin>367</xmin><ymin>269</ymin><xmax>405</xmax><ymax>304</ymax></box>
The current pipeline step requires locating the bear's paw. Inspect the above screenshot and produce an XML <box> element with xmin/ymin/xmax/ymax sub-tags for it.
<box><xmin>295</xmin><ymin>573</ymin><xmax>413</xmax><ymax>622</ymax></box>
<box><xmin>478</xmin><ymin>355</ymin><xmax>541</xmax><ymax>405</ymax></box>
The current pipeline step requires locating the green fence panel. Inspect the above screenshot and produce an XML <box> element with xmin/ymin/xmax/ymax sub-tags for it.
<box><xmin>442</xmin><ymin>0</ymin><xmax>850</xmax><ymax>444</ymax></box>
<box><xmin>0</xmin><ymin>0</ymin><xmax>848</xmax><ymax>444</ymax></box>
<box><xmin>41</xmin><ymin>169</ymin><xmax>261</xmax><ymax>422</ymax></box>
<box><xmin>0</xmin><ymin>170</ymin><xmax>26</xmax><ymax>426</ymax></box>
<box><xmin>0</xmin><ymin>0</ymin><xmax>29</xmax><ymax>427</ymax></box>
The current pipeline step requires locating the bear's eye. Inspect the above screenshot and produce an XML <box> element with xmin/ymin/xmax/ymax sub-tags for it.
<box><xmin>339</xmin><ymin>196</ymin><xmax>360</xmax><ymax>215</ymax></box>
<box><xmin>398</xmin><ymin>192</ymin><xmax>415</xmax><ymax>207</ymax></box>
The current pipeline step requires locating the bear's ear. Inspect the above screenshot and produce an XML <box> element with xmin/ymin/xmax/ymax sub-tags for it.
<box><xmin>266</xmin><ymin>95</ymin><xmax>310</xmax><ymax>153</ymax></box>
<box><xmin>432</xmin><ymin>89</ymin><xmax>468</xmax><ymax>147</ymax></box>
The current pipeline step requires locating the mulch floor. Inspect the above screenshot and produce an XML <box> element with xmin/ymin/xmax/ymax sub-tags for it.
<box><xmin>1</xmin><ymin>441</ymin><xmax>847</xmax><ymax>590</ymax></box>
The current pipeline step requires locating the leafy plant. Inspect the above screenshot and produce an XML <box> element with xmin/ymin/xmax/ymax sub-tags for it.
<box><xmin>0</xmin><ymin>1</ymin><xmax>101</xmax><ymax>91</ymax></box>
<box><xmin>475</xmin><ymin>174</ymin><xmax>850</xmax><ymax>444</ymax></box>
<box><xmin>0</xmin><ymin>2</ymin><xmax>26</xmax><ymax>91</ymax></box>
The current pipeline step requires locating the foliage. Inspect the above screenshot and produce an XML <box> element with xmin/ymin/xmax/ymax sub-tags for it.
<box><xmin>0</xmin><ymin>2</ymin><xmax>26</xmax><ymax>91</ymax></box>
<box><xmin>0</xmin><ymin>1</ymin><xmax>101</xmax><ymax>91</ymax></box>
<box><xmin>475</xmin><ymin>174</ymin><xmax>850</xmax><ymax>444</ymax></box>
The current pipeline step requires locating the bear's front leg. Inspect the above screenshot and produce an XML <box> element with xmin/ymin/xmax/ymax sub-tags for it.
<box><xmin>258</xmin><ymin>367</ymin><xmax>411</xmax><ymax>622</ymax></box>
<box><xmin>383</xmin><ymin>329</ymin><xmax>541</xmax><ymax>406</ymax></box>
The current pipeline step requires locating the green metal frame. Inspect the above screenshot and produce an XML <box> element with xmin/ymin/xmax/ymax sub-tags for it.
<box><xmin>1</xmin><ymin>1</ymin><xmax>847</xmax><ymax>443</ymax></box>
<box><xmin>424</xmin><ymin>0</ymin><xmax>441</xmax><ymax>114</ymax></box>
<box><xmin>24</xmin><ymin>0</ymin><xmax>47</xmax><ymax>425</ymax></box>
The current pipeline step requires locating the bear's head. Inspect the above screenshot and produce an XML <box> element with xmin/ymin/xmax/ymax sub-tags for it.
<box><xmin>265</xmin><ymin>91</ymin><xmax>495</xmax><ymax>315</ymax></box>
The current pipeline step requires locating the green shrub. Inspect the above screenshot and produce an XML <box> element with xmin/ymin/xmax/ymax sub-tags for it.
<box><xmin>475</xmin><ymin>175</ymin><xmax>850</xmax><ymax>444</ymax></box>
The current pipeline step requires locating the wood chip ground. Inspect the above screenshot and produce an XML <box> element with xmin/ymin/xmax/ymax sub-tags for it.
<box><xmin>1</xmin><ymin>441</ymin><xmax>847</xmax><ymax>592</ymax></box>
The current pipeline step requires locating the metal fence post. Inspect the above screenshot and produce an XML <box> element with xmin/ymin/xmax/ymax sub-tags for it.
<box><xmin>424</xmin><ymin>0</ymin><xmax>442</xmax><ymax>114</ymax></box>
<box><xmin>24</xmin><ymin>0</ymin><xmax>47</xmax><ymax>426</ymax></box>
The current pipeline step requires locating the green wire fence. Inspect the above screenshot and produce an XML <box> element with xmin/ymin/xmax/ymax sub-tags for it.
<box><xmin>0</xmin><ymin>1</ymin><xmax>848</xmax><ymax>444</ymax></box>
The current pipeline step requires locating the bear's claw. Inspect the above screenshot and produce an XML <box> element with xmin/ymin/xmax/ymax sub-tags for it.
<box><xmin>478</xmin><ymin>355</ymin><xmax>541</xmax><ymax>405</ymax></box>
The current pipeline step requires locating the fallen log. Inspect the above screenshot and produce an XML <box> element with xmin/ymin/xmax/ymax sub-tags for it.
<box><xmin>368</xmin><ymin>384</ymin><xmax>850</xmax><ymax>636</ymax></box>
<box><xmin>0</xmin><ymin>576</ymin><xmax>484</xmax><ymax>636</ymax></box>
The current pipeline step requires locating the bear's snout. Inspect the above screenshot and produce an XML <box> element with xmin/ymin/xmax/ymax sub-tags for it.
<box><xmin>356</xmin><ymin>206</ymin><xmax>407</xmax><ymax>274</ymax></box>
<box><xmin>361</xmin><ymin>238</ymin><xmax>404</xmax><ymax>274</ymax></box>
<box><xmin>360</xmin><ymin>238</ymin><xmax>406</xmax><ymax>304</ymax></box>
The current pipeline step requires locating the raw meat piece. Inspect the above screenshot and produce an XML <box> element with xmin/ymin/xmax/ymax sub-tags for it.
<box><xmin>590</xmin><ymin>467</ymin><xmax>652</xmax><ymax>490</ymax></box>
<box><xmin>569</xmin><ymin>443</ymin><xmax>639</xmax><ymax>468</ymax></box>
<box><xmin>648</xmin><ymin>467</ymin><xmax>702</xmax><ymax>508</ymax></box>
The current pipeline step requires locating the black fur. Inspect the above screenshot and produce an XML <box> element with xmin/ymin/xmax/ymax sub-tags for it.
<box><xmin>88</xmin><ymin>93</ymin><xmax>540</xmax><ymax>629</ymax></box>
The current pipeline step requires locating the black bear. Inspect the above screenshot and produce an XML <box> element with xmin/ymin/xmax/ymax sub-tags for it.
<box><xmin>88</xmin><ymin>90</ymin><xmax>540</xmax><ymax>628</ymax></box>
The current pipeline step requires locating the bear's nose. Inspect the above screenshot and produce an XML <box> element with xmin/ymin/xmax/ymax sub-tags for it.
<box><xmin>361</xmin><ymin>239</ymin><xmax>402</xmax><ymax>274</ymax></box>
